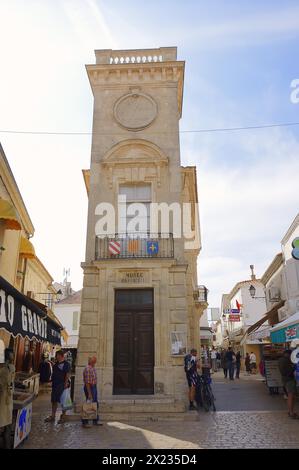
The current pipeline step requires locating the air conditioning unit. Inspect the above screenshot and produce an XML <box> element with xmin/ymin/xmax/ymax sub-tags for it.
<box><xmin>269</xmin><ymin>286</ymin><xmax>281</xmax><ymax>302</ymax></box>
<box><xmin>278</xmin><ymin>306</ymin><xmax>288</xmax><ymax>322</ymax></box>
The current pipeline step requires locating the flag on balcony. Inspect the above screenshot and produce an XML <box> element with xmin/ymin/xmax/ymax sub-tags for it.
<box><xmin>109</xmin><ymin>240</ymin><xmax>121</xmax><ymax>255</ymax></box>
<box><xmin>147</xmin><ymin>241</ymin><xmax>159</xmax><ymax>255</ymax></box>
<box><xmin>128</xmin><ymin>239</ymin><xmax>139</xmax><ymax>253</ymax></box>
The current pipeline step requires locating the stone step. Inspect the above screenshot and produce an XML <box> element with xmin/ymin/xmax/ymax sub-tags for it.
<box><xmin>99</xmin><ymin>399</ymin><xmax>186</xmax><ymax>414</ymax></box>
<box><xmin>65</xmin><ymin>411</ymin><xmax>200</xmax><ymax>422</ymax></box>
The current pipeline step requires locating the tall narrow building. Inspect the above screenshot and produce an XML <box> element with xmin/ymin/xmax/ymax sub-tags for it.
<box><xmin>75</xmin><ymin>47</ymin><xmax>207</xmax><ymax>417</ymax></box>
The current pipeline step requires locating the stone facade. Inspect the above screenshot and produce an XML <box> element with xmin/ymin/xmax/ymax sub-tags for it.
<box><xmin>75</xmin><ymin>48</ymin><xmax>206</xmax><ymax>415</ymax></box>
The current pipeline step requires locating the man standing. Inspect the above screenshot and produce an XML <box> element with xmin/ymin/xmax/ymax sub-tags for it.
<box><xmin>82</xmin><ymin>356</ymin><xmax>102</xmax><ymax>428</ymax></box>
<box><xmin>250</xmin><ymin>351</ymin><xmax>257</xmax><ymax>374</ymax></box>
<box><xmin>0</xmin><ymin>348</ymin><xmax>15</xmax><ymax>448</ymax></box>
<box><xmin>38</xmin><ymin>353</ymin><xmax>52</xmax><ymax>386</ymax></box>
<box><xmin>184</xmin><ymin>348</ymin><xmax>199</xmax><ymax>410</ymax></box>
<box><xmin>216</xmin><ymin>350</ymin><xmax>221</xmax><ymax>370</ymax></box>
<box><xmin>221</xmin><ymin>349</ymin><xmax>228</xmax><ymax>378</ymax></box>
<box><xmin>278</xmin><ymin>349</ymin><xmax>298</xmax><ymax>419</ymax></box>
<box><xmin>211</xmin><ymin>347</ymin><xmax>217</xmax><ymax>373</ymax></box>
<box><xmin>225</xmin><ymin>347</ymin><xmax>236</xmax><ymax>380</ymax></box>
<box><xmin>44</xmin><ymin>350</ymin><xmax>70</xmax><ymax>424</ymax></box>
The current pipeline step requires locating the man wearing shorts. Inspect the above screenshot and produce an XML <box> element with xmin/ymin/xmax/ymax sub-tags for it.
<box><xmin>45</xmin><ymin>350</ymin><xmax>70</xmax><ymax>424</ymax></box>
<box><xmin>278</xmin><ymin>349</ymin><xmax>298</xmax><ymax>419</ymax></box>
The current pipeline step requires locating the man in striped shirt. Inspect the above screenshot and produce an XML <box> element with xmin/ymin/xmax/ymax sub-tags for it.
<box><xmin>82</xmin><ymin>356</ymin><xmax>102</xmax><ymax>428</ymax></box>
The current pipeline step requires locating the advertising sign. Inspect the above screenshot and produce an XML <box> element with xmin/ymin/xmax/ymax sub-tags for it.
<box><xmin>228</xmin><ymin>315</ymin><xmax>241</xmax><ymax>322</ymax></box>
<box><xmin>285</xmin><ymin>326</ymin><xmax>298</xmax><ymax>341</ymax></box>
<box><xmin>14</xmin><ymin>403</ymin><xmax>32</xmax><ymax>448</ymax></box>
<box><xmin>264</xmin><ymin>360</ymin><xmax>283</xmax><ymax>388</ymax></box>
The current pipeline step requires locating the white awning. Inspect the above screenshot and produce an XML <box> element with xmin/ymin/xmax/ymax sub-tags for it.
<box><xmin>270</xmin><ymin>311</ymin><xmax>299</xmax><ymax>332</ymax></box>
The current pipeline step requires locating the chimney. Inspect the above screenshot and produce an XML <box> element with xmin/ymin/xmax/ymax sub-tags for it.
<box><xmin>250</xmin><ymin>264</ymin><xmax>256</xmax><ymax>280</ymax></box>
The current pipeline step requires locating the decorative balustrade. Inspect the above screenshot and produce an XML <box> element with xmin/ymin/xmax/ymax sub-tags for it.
<box><xmin>109</xmin><ymin>55</ymin><xmax>163</xmax><ymax>65</ymax></box>
<box><xmin>95</xmin><ymin>47</ymin><xmax>177</xmax><ymax>65</ymax></box>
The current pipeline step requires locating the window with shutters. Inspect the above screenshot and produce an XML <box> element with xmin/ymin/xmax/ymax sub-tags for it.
<box><xmin>118</xmin><ymin>184</ymin><xmax>151</xmax><ymax>234</ymax></box>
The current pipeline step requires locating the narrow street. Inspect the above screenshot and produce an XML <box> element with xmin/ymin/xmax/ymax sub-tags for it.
<box><xmin>20</xmin><ymin>371</ymin><xmax>299</xmax><ymax>449</ymax></box>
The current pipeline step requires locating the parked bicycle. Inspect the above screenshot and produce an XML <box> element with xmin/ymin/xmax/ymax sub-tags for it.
<box><xmin>195</xmin><ymin>374</ymin><xmax>216</xmax><ymax>412</ymax></box>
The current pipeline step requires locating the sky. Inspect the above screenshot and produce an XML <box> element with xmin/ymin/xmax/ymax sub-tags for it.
<box><xmin>0</xmin><ymin>0</ymin><xmax>298</xmax><ymax>308</ymax></box>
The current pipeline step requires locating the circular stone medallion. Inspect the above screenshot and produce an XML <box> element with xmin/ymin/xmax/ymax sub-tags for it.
<box><xmin>114</xmin><ymin>93</ymin><xmax>157</xmax><ymax>130</ymax></box>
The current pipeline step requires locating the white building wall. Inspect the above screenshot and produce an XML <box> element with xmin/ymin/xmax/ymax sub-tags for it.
<box><xmin>54</xmin><ymin>303</ymin><xmax>81</xmax><ymax>347</ymax></box>
<box><xmin>228</xmin><ymin>282</ymin><xmax>267</xmax><ymax>335</ymax></box>
<box><xmin>282</xmin><ymin>219</ymin><xmax>299</xmax><ymax>316</ymax></box>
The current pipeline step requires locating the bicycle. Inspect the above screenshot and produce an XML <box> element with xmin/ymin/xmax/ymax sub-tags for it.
<box><xmin>196</xmin><ymin>374</ymin><xmax>216</xmax><ymax>412</ymax></box>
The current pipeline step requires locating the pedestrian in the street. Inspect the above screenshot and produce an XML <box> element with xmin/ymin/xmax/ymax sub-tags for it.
<box><xmin>216</xmin><ymin>351</ymin><xmax>221</xmax><ymax>370</ymax></box>
<box><xmin>245</xmin><ymin>353</ymin><xmax>251</xmax><ymax>375</ymax></box>
<box><xmin>184</xmin><ymin>348</ymin><xmax>199</xmax><ymax>410</ymax></box>
<box><xmin>82</xmin><ymin>356</ymin><xmax>103</xmax><ymax>428</ymax></box>
<box><xmin>211</xmin><ymin>347</ymin><xmax>217</xmax><ymax>373</ymax></box>
<box><xmin>250</xmin><ymin>351</ymin><xmax>257</xmax><ymax>374</ymax></box>
<box><xmin>221</xmin><ymin>349</ymin><xmax>228</xmax><ymax>378</ymax></box>
<box><xmin>0</xmin><ymin>348</ymin><xmax>15</xmax><ymax>448</ymax></box>
<box><xmin>225</xmin><ymin>347</ymin><xmax>236</xmax><ymax>380</ymax></box>
<box><xmin>38</xmin><ymin>353</ymin><xmax>53</xmax><ymax>385</ymax></box>
<box><xmin>235</xmin><ymin>351</ymin><xmax>241</xmax><ymax>379</ymax></box>
<box><xmin>278</xmin><ymin>349</ymin><xmax>298</xmax><ymax>419</ymax></box>
<box><xmin>44</xmin><ymin>350</ymin><xmax>71</xmax><ymax>424</ymax></box>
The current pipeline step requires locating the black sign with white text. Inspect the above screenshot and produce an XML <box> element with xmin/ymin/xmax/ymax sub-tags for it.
<box><xmin>0</xmin><ymin>276</ymin><xmax>61</xmax><ymax>345</ymax></box>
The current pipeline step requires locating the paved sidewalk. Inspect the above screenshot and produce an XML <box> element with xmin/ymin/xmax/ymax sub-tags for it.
<box><xmin>20</xmin><ymin>372</ymin><xmax>299</xmax><ymax>449</ymax></box>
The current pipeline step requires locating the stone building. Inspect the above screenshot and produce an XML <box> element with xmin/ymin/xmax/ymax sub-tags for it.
<box><xmin>75</xmin><ymin>47</ymin><xmax>207</xmax><ymax>417</ymax></box>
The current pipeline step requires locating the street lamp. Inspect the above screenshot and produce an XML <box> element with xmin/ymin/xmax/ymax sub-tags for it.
<box><xmin>249</xmin><ymin>285</ymin><xmax>265</xmax><ymax>300</ymax></box>
<box><xmin>35</xmin><ymin>289</ymin><xmax>63</xmax><ymax>305</ymax></box>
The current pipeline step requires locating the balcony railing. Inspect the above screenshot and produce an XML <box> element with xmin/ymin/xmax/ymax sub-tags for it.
<box><xmin>95</xmin><ymin>233</ymin><xmax>174</xmax><ymax>260</ymax></box>
<box><xmin>193</xmin><ymin>285</ymin><xmax>208</xmax><ymax>303</ymax></box>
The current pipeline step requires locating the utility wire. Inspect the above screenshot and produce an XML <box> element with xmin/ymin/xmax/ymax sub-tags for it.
<box><xmin>0</xmin><ymin>121</ymin><xmax>299</xmax><ymax>136</ymax></box>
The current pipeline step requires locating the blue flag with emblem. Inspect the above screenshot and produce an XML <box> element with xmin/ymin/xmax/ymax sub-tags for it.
<box><xmin>147</xmin><ymin>240</ymin><xmax>159</xmax><ymax>255</ymax></box>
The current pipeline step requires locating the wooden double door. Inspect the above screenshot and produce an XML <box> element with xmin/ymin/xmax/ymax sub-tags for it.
<box><xmin>113</xmin><ymin>289</ymin><xmax>154</xmax><ymax>395</ymax></box>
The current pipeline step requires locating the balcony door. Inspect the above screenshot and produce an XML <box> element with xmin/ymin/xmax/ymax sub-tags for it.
<box><xmin>113</xmin><ymin>289</ymin><xmax>154</xmax><ymax>394</ymax></box>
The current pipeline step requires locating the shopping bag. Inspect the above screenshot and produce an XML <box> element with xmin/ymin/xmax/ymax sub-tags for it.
<box><xmin>60</xmin><ymin>388</ymin><xmax>73</xmax><ymax>411</ymax></box>
<box><xmin>81</xmin><ymin>402</ymin><xmax>98</xmax><ymax>420</ymax></box>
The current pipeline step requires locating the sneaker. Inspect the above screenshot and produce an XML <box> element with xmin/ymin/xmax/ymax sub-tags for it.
<box><xmin>189</xmin><ymin>404</ymin><xmax>197</xmax><ymax>411</ymax></box>
<box><xmin>93</xmin><ymin>421</ymin><xmax>103</xmax><ymax>426</ymax></box>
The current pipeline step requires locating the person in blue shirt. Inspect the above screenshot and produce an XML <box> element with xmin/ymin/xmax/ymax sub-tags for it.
<box><xmin>44</xmin><ymin>350</ymin><xmax>70</xmax><ymax>424</ymax></box>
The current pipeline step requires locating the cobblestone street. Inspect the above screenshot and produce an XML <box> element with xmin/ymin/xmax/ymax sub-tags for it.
<box><xmin>20</xmin><ymin>372</ymin><xmax>299</xmax><ymax>449</ymax></box>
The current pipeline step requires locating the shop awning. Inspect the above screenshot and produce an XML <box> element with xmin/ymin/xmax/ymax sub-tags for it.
<box><xmin>270</xmin><ymin>311</ymin><xmax>299</xmax><ymax>343</ymax></box>
<box><xmin>0</xmin><ymin>276</ymin><xmax>61</xmax><ymax>345</ymax></box>
<box><xmin>0</xmin><ymin>198</ymin><xmax>21</xmax><ymax>230</ymax></box>
<box><xmin>19</xmin><ymin>236</ymin><xmax>36</xmax><ymax>259</ymax></box>
<box><xmin>240</xmin><ymin>300</ymin><xmax>285</xmax><ymax>345</ymax></box>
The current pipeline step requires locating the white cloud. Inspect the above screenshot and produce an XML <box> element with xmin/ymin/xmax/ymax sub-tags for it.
<box><xmin>195</xmin><ymin>128</ymin><xmax>299</xmax><ymax>306</ymax></box>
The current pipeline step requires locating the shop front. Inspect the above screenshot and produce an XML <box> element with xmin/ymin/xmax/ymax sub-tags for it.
<box><xmin>0</xmin><ymin>275</ymin><xmax>62</xmax><ymax>448</ymax></box>
<box><xmin>270</xmin><ymin>311</ymin><xmax>299</xmax><ymax>345</ymax></box>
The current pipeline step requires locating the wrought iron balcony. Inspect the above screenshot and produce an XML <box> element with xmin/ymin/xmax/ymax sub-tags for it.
<box><xmin>193</xmin><ymin>285</ymin><xmax>208</xmax><ymax>303</ymax></box>
<box><xmin>95</xmin><ymin>233</ymin><xmax>174</xmax><ymax>260</ymax></box>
